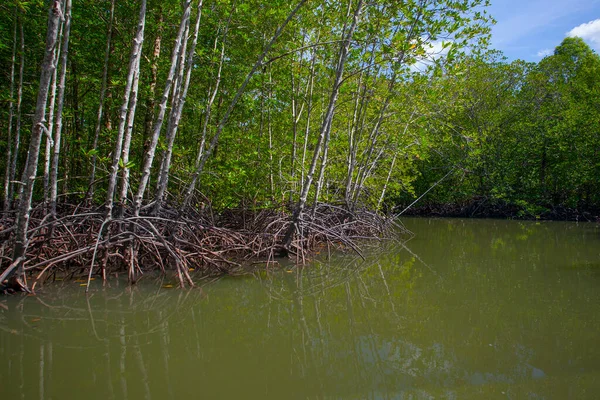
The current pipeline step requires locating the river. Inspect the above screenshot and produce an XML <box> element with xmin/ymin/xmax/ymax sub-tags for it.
<box><xmin>1</xmin><ymin>218</ymin><xmax>599</xmax><ymax>399</ymax></box>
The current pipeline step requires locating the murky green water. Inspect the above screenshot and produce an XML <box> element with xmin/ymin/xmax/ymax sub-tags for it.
<box><xmin>1</xmin><ymin>218</ymin><xmax>600</xmax><ymax>399</ymax></box>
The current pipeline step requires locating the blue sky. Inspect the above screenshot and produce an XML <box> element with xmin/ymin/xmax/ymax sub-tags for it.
<box><xmin>487</xmin><ymin>0</ymin><xmax>600</xmax><ymax>61</ymax></box>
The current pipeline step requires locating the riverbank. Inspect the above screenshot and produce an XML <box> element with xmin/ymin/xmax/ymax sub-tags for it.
<box><xmin>0</xmin><ymin>202</ymin><xmax>396</xmax><ymax>294</ymax></box>
<box><xmin>397</xmin><ymin>197</ymin><xmax>600</xmax><ymax>222</ymax></box>
<box><xmin>4</xmin><ymin>196</ymin><xmax>597</xmax><ymax>294</ymax></box>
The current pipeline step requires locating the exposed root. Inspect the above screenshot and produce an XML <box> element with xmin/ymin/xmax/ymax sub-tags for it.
<box><xmin>0</xmin><ymin>202</ymin><xmax>402</xmax><ymax>292</ymax></box>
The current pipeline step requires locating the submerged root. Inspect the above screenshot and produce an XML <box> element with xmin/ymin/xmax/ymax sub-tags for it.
<box><xmin>0</xmin><ymin>202</ymin><xmax>401</xmax><ymax>292</ymax></box>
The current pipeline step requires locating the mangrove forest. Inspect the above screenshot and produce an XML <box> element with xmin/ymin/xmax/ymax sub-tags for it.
<box><xmin>0</xmin><ymin>0</ymin><xmax>599</xmax><ymax>293</ymax></box>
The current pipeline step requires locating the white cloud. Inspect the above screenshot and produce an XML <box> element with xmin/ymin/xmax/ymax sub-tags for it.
<box><xmin>425</xmin><ymin>40</ymin><xmax>452</xmax><ymax>60</ymax></box>
<box><xmin>488</xmin><ymin>0</ymin><xmax>600</xmax><ymax>59</ymax></box>
<box><xmin>536</xmin><ymin>48</ymin><xmax>553</xmax><ymax>57</ymax></box>
<box><xmin>567</xmin><ymin>19</ymin><xmax>600</xmax><ymax>50</ymax></box>
<box><xmin>408</xmin><ymin>40</ymin><xmax>453</xmax><ymax>73</ymax></box>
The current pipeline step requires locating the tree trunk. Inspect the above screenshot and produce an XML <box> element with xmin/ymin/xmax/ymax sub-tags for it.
<box><xmin>142</xmin><ymin>9</ymin><xmax>163</xmax><ymax>164</ymax></box>
<box><xmin>288</xmin><ymin>32</ymin><xmax>306</xmax><ymax>203</ymax></box>
<box><xmin>347</xmin><ymin>28</ymin><xmax>416</xmax><ymax>209</ymax></box>
<box><xmin>50</xmin><ymin>0</ymin><xmax>72</xmax><ymax>217</ymax></box>
<box><xmin>116</xmin><ymin>57</ymin><xmax>141</xmax><ymax>217</ymax></box>
<box><xmin>7</xmin><ymin>18</ymin><xmax>25</xmax><ymax>212</ymax></box>
<box><xmin>181</xmin><ymin>0</ymin><xmax>308</xmax><ymax>209</ymax></box>
<box><xmin>300</xmin><ymin>38</ymin><xmax>319</xmax><ymax>192</ymax></box>
<box><xmin>281</xmin><ymin>0</ymin><xmax>364</xmax><ymax>252</ymax></box>
<box><xmin>344</xmin><ymin>38</ymin><xmax>379</xmax><ymax>206</ymax></box>
<box><xmin>377</xmin><ymin>110</ymin><xmax>416</xmax><ymax>209</ymax></box>
<box><xmin>133</xmin><ymin>0</ymin><xmax>192</xmax><ymax>216</ymax></box>
<box><xmin>183</xmin><ymin>31</ymin><xmax>227</xmax><ymax>209</ymax></box>
<box><xmin>9</xmin><ymin>0</ymin><xmax>63</xmax><ymax>290</ymax></box>
<box><xmin>311</xmin><ymin>118</ymin><xmax>332</xmax><ymax>216</ymax></box>
<box><xmin>153</xmin><ymin>0</ymin><xmax>202</xmax><ymax>215</ymax></box>
<box><xmin>344</xmin><ymin>70</ymin><xmax>365</xmax><ymax>207</ymax></box>
<box><xmin>3</xmin><ymin>9</ymin><xmax>18</xmax><ymax>212</ymax></box>
<box><xmin>350</xmin><ymin>82</ymin><xmax>394</xmax><ymax>209</ymax></box>
<box><xmin>267</xmin><ymin>67</ymin><xmax>275</xmax><ymax>201</ymax></box>
<box><xmin>377</xmin><ymin>153</ymin><xmax>397</xmax><ymax>210</ymax></box>
<box><xmin>43</xmin><ymin>20</ymin><xmax>63</xmax><ymax>209</ymax></box>
<box><xmin>86</xmin><ymin>0</ymin><xmax>115</xmax><ymax>204</ymax></box>
<box><xmin>104</xmin><ymin>0</ymin><xmax>147</xmax><ymax>217</ymax></box>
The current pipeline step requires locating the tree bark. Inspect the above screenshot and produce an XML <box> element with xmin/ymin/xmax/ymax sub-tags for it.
<box><xmin>183</xmin><ymin>30</ymin><xmax>227</xmax><ymax>209</ymax></box>
<box><xmin>300</xmin><ymin>37</ymin><xmax>319</xmax><ymax>192</ymax></box>
<box><xmin>3</xmin><ymin>9</ymin><xmax>18</xmax><ymax>211</ymax></box>
<box><xmin>7</xmin><ymin>18</ymin><xmax>25</xmax><ymax>212</ymax></box>
<box><xmin>311</xmin><ymin>117</ymin><xmax>332</xmax><ymax>216</ymax></box>
<box><xmin>289</xmin><ymin>35</ymin><xmax>307</xmax><ymax>203</ymax></box>
<box><xmin>10</xmin><ymin>0</ymin><xmax>63</xmax><ymax>287</ymax></box>
<box><xmin>281</xmin><ymin>0</ymin><xmax>364</xmax><ymax>252</ymax></box>
<box><xmin>153</xmin><ymin>0</ymin><xmax>203</xmax><ymax>215</ymax></box>
<box><xmin>85</xmin><ymin>0</ymin><xmax>116</xmax><ymax>204</ymax></box>
<box><xmin>50</xmin><ymin>0</ymin><xmax>72</xmax><ymax>217</ymax></box>
<box><xmin>267</xmin><ymin>66</ymin><xmax>275</xmax><ymax>201</ymax></box>
<box><xmin>141</xmin><ymin>9</ymin><xmax>163</xmax><ymax>164</ymax></box>
<box><xmin>104</xmin><ymin>0</ymin><xmax>147</xmax><ymax>217</ymax></box>
<box><xmin>116</xmin><ymin>58</ymin><xmax>141</xmax><ymax>216</ymax></box>
<box><xmin>133</xmin><ymin>0</ymin><xmax>192</xmax><ymax>216</ymax></box>
<box><xmin>181</xmin><ymin>0</ymin><xmax>308</xmax><ymax>209</ymax></box>
<box><xmin>43</xmin><ymin>19</ymin><xmax>63</xmax><ymax>209</ymax></box>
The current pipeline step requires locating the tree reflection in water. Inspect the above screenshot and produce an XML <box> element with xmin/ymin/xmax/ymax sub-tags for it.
<box><xmin>1</xmin><ymin>219</ymin><xmax>600</xmax><ymax>399</ymax></box>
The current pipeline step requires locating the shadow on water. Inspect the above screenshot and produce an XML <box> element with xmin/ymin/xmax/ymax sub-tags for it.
<box><xmin>1</xmin><ymin>218</ymin><xmax>600</xmax><ymax>399</ymax></box>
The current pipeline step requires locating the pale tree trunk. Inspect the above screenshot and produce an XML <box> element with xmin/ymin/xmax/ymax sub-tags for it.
<box><xmin>267</xmin><ymin>67</ymin><xmax>275</xmax><ymax>201</ymax></box>
<box><xmin>7</xmin><ymin>18</ymin><xmax>25</xmax><ymax>212</ymax></box>
<box><xmin>153</xmin><ymin>0</ymin><xmax>202</xmax><ymax>215</ymax></box>
<box><xmin>86</xmin><ymin>0</ymin><xmax>115</xmax><ymax>204</ymax></box>
<box><xmin>184</xmin><ymin>31</ymin><xmax>227</xmax><ymax>208</ymax></box>
<box><xmin>43</xmin><ymin>20</ymin><xmax>63</xmax><ymax>209</ymax></box>
<box><xmin>290</xmin><ymin>59</ymin><xmax>298</xmax><ymax>201</ymax></box>
<box><xmin>300</xmin><ymin>38</ymin><xmax>319</xmax><ymax>191</ymax></box>
<box><xmin>347</xmin><ymin>20</ymin><xmax>418</xmax><ymax>209</ymax></box>
<box><xmin>42</xmin><ymin>80</ymin><xmax>56</xmax><ymax>207</ymax></box>
<box><xmin>377</xmin><ymin>152</ymin><xmax>397</xmax><ymax>211</ymax></box>
<box><xmin>117</xmin><ymin>54</ymin><xmax>142</xmax><ymax>217</ymax></box>
<box><xmin>289</xmin><ymin>36</ymin><xmax>307</xmax><ymax>203</ymax></box>
<box><xmin>3</xmin><ymin>9</ymin><xmax>17</xmax><ymax>211</ymax></box>
<box><xmin>281</xmin><ymin>0</ymin><xmax>364</xmax><ymax>251</ymax></box>
<box><xmin>181</xmin><ymin>0</ymin><xmax>308</xmax><ymax>209</ymax></box>
<box><xmin>344</xmin><ymin>41</ymin><xmax>377</xmax><ymax>207</ymax></box>
<box><xmin>142</xmin><ymin>9</ymin><xmax>163</xmax><ymax>163</ymax></box>
<box><xmin>133</xmin><ymin>0</ymin><xmax>192</xmax><ymax>217</ymax></box>
<box><xmin>344</xmin><ymin>71</ymin><xmax>364</xmax><ymax>207</ymax></box>
<box><xmin>50</xmin><ymin>0</ymin><xmax>72</xmax><ymax>217</ymax></box>
<box><xmin>376</xmin><ymin>110</ymin><xmax>417</xmax><ymax>210</ymax></box>
<box><xmin>311</xmin><ymin>118</ymin><xmax>332</xmax><ymax>217</ymax></box>
<box><xmin>104</xmin><ymin>0</ymin><xmax>147</xmax><ymax>218</ymax></box>
<box><xmin>9</xmin><ymin>1</ymin><xmax>63</xmax><ymax>289</ymax></box>
<box><xmin>353</xmin><ymin>146</ymin><xmax>385</xmax><ymax>206</ymax></box>
<box><xmin>345</xmin><ymin>40</ymin><xmax>379</xmax><ymax>207</ymax></box>
<box><xmin>350</xmin><ymin>72</ymin><xmax>400</xmax><ymax>209</ymax></box>
<box><xmin>256</xmin><ymin>33</ymin><xmax>266</xmax><ymax>166</ymax></box>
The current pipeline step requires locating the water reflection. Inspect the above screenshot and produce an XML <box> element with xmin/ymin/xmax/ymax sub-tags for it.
<box><xmin>1</xmin><ymin>218</ymin><xmax>600</xmax><ymax>399</ymax></box>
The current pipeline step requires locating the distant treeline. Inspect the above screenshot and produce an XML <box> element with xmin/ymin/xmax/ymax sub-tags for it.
<box><xmin>394</xmin><ymin>38</ymin><xmax>600</xmax><ymax>219</ymax></box>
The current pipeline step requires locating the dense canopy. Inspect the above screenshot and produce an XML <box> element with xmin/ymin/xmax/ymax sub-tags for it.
<box><xmin>0</xmin><ymin>0</ymin><xmax>599</xmax><ymax>290</ymax></box>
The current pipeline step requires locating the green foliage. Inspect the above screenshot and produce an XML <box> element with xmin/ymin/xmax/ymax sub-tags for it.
<box><xmin>399</xmin><ymin>39</ymin><xmax>600</xmax><ymax>216</ymax></box>
<box><xmin>18</xmin><ymin>0</ymin><xmax>600</xmax><ymax>217</ymax></box>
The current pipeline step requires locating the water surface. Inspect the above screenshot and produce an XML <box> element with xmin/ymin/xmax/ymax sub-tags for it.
<box><xmin>1</xmin><ymin>218</ymin><xmax>600</xmax><ymax>399</ymax></box>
